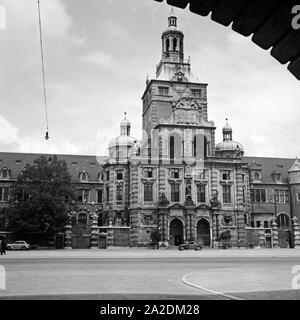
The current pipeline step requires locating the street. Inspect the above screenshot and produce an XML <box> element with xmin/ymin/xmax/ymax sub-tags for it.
<box><xmin>0</xmin><ymin>248</ymin><xmax>300</xmax><ymax>300</ymax></box>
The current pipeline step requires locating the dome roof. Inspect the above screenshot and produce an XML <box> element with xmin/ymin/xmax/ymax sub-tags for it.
<box><xmin>216</xmin><ymin>140</ymin><xmax>243</xmax><ymax>152</ymax></box>
<box><xmin>108</xmin><ymin>135</ymin><xmax>137</xmax><ymax>149</ymax></box>
<box><xmin>222</xmin><ymin>119</ymin><xmax>232</xmax><ymax>132</ymax></box>
<box><xmin>120</xmin><ymin>117</ymin><xmax>130</xmax><ymax>127</ymax></box>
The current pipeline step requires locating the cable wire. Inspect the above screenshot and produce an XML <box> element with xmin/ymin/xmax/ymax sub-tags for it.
<box><xmin>37</xmin><ymin>0</ymin><xmax>49</xmax><ymax>139</ymax></box>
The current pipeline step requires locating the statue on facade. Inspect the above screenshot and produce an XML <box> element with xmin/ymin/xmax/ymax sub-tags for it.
<box><xmin>157</xmin><ymin>192</ymin><xmax>170</xmax><ymax>207</ymax></box>
<box><xmin>184</xmin><ymin>195</ymin><xmax>195</xmax><ymax>207</ymax></box>
<box><xmin>210</xmin><ymin>190</ymin><xmax>222</xmax><ymax>209</ymax></box>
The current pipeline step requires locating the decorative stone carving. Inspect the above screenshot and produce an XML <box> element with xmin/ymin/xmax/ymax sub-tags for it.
<box><xmin>157</xmin><ymin>192</ymin><xmax>170</xmax><ymax>207</ymax></box>
<box><xmin>142</xmin><ymin>214</ymin><xmax>154</xmax><ymax>225</ymax></box>
<box><xmin>210</xmin><ymin>190</ymin><xmax>222</xmax><ymax>209</ymax></box>
<box><xmin>184</xmin><ymin>195</ymin><xmax>195</xmax><ymax>207</ymax></box>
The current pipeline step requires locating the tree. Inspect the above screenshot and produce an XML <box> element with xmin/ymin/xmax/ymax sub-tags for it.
<box><xmin>8</xmin><ymin>155</ymin><xmax>77</xmax><ymax>234</ymax></box>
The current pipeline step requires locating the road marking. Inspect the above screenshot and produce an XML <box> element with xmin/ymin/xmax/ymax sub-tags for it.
<box><xmin>181</xmin><ymin>271</ymin><xmax>244</xmax><ymax>300</ymax></box>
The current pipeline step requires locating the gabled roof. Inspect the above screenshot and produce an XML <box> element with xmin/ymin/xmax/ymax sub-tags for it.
<box><xmin>243</xmin><ymin>156</ymin><xmax>295</xmax><ymax>184</ymax></box>
<box><xmin>288</xmin><ymin>159</ymin><xmax>300</xmax><ymax>173</ymax></box>
<box><xmin>0</xmin><ymin>152</ymin><xmax>107</xmax><ymax>182</ymax></box>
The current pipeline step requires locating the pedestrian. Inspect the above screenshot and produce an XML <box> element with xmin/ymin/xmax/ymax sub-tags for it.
<box><xmin>1</xmin><ymin>238</ymin><xmax>6</xmax><ymax>255</ymax></box>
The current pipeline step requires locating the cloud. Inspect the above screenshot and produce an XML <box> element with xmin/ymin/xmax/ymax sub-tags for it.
<box><xmin>81</xmin><ymin>51</ymin><xmax>116</xmax><ymax>69</ymax></box>
<box><xmin>0</xmin><ymin>114</ymin><xmax>19</xmax><ymax>145</ymax></box>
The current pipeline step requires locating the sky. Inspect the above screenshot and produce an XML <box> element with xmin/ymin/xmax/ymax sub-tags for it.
<box><xmin>0</xmin><ymin>0</ymin><xmax>299</xmax><ymax>159</ymax></box>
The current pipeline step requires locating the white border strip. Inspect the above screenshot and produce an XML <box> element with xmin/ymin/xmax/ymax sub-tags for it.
<box><xmin>181</xmin><ymin>272</ymin><xmax>244</xmax><ymax>300</ymax></box>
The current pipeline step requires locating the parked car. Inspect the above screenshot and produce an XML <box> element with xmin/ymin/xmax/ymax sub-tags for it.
<box><xmin>6</xmin><ymin>241</ymin><xmax>31</xmax><ymax>251</ymax></box>
<box><xmin>178</xmin><ymin>240</ymin><xmax>203</xmax><ymax>251</ymax></box>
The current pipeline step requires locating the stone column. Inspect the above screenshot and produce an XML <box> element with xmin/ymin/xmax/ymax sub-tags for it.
<box><xmin>212</xmin><ymin>209</ymin><xmax>221</xmax><ymax>248</ymax></box>
<box><xmin>90</xmin><ymin>215</ymin><xmax>99</xmax><ymax>249</ymax></box>
<box><xmin>190</xmin><ymin>213</ymin><xmax>195</xmax><ymax>241</ymax></box>
<box><xmin>292</xmin><ymin>217</ymin><xmax>300</xmax><ymax>248</ymax></box>
<box><xmin>106</xmin><ymin>223</ymin><xmax>114</xmax><ymax>247</ymax></box>
<box><xmin>64</xmin><ymin>224</ymin><xmax>72</xmax><ymax>249</ymax></box>
<box><xmin>272</xmin><ymin>219</ymin><xmax>279</xmax><ymax>249</ymax></box>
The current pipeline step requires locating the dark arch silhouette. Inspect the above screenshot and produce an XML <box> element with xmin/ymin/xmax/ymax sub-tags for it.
<box><xmin>196</xmin><ymin>219</ymin><xmax>211</xmax><ymax>246</ymax></box>
<box><xmin>169</xmin><ymin>218</ymin><xmax>184</xmax><ymax>246</ymax></box>
<box><xmin>154</xmin><ymin>0</ymin><xmax>300</xmax><ymax>80</ymax></box>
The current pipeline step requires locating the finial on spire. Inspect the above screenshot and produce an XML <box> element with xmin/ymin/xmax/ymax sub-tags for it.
<box><xmin>124</xmin><ymin>112</ymin><xmax>127</xmax><ymax>118</ymax></box>
<box><xmin>168</xmin><ymin>8</ymin><xmax>177</xmax><ymax>27</ymax></box>
<box><xmin>146</xmin><ymin>73</ymin><xmax>149</xmax><ymax>85</ymax></box>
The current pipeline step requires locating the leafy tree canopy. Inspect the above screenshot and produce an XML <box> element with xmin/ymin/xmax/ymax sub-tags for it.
<box><xmin>8</xmin><ymin>155</ymin><xmax>77</xmax><ymax>234</ymax></box>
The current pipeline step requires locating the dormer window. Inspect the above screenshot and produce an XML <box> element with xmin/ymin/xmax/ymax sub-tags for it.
<box><xmin>271</xmin><ymin>172</ymin><xmax>281</xmax><ymax>183</ymax></box>
<box><xmin>0</xmin><ymin>167</ymin><xmax>11</xmax><ymax>180</ymax></box>
<box><xmin>252</xmin><ymin>170</ymin><xmax>261</xmax><ymax>182</ymax></box>
<box><xmin>98</xmin><ymin>173</ymin><xmax>104</xmax><ymax>182</ymax></box>
<box><xmin>79</xmin><ymin>171</ymin><xmax>89</xmax><ymax>182</ymax></box>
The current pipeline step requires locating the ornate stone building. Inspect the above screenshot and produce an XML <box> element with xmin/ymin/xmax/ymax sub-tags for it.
<box><xmin>0</xmin><ymin>13</ymin><xmax>299</xmax><ymax>249</ymax></box>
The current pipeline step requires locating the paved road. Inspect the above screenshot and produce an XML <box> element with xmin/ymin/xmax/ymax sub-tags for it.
<box><xmin>0</xmin><ymin>250</ymin><xmax>299</xmax><ymax>299</ymax></box>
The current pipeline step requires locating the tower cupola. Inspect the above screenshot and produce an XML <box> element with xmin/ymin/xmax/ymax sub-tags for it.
<box><xmin>120</xmin><ymin>112</ymin><xmax>131</xmax><ymax>136</ymax></box>
<box><xmin>161</xmin><ymin>9</ymin><xmax>184</xmax><ymax>63</ymax></box>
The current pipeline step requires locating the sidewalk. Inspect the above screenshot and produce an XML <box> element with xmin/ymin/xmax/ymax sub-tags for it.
<box><xmin>1</xmin><ymin>247</ymin><xmax>300</xmax><ymax>259</ymax></box>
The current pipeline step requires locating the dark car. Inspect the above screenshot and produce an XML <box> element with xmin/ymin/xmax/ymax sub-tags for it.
<box><xmin>178</xmin><ymin>240</ymin><xmax>203</xmax><ymax>251</ymax></box>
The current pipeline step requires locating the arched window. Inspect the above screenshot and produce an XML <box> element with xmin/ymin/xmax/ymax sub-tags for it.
<box><xmin>254</xmin><ymin>171</ymin><xmax>260</xmax><ymax>181</ymax></box>
<box><xmin>192</xmin><ymin>134</ymin><xmax>207</xmax><ymax>159</ymax></box>
<box><xmin>1</xmin><ymin>167</ymin><xmax>10</xmax><ymax>179</ymax></box>
<box><xmin>173</xmin><ymin>38</ymin><xmax>177</xmax><ymax>51</ymax></box>
<box><xmin>277</xmin><ymin>214</ymin><xmax>290</xmax><ymax>230</ymax></box>
<box><xmin>169</xmin><ymin>136</ymin><xmax>174</xmax><ymax>160</ymax></box>
<box><xmin>78</xmin><ymin>212</ymin><xmax>87</xmax><ymax>225</ymax></box>
<box><xmin>80</xmin><ymin>172</ymin><xmax>88</xmax><ymax>182</ymax></box>
<box><xmin>166</xmin><ymin>38</ymin><xmax>170</xmax><ymax>52</ymax></box>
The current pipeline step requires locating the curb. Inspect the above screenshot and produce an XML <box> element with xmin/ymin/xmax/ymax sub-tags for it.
<box><xmin>181</xmin><ymin>272</ymin><xmax>245</xmax><ymax>301</ymax></box>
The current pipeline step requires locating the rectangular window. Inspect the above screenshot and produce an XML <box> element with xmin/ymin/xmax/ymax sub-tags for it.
<box><xmin>144</xmin><ymin>168</ymin><xmax>153</xmax><ymax>178</ymax></box>
<box><xmin>197</xmin><ymin>184</ymin><xmax>206</xmax><ymax>203</ymax></box>
<box><xmin>191</xmin><ymin>89</ymin><xmax>202</xmax><ymax>98</ymax></box>
<box><xmin>0</xmin><ymin>187</ymin><xmax>10</xmax><ymax>202</ymax></box>
<box><xmin>77</xmin><ymin>189</ymin><xmax>90</xmax><ymax>203</ymax></box>
<box><xmin>274</xmin><ymin>190</ymin><xmax>289</xmax><ymax>203</ymax></box>
<box><xmin>144</xmin><ymin>183</ymin><xmax>153</xmax><ymax>202</ymax></box>
<box><xmin>97</xmin><ymin>189</ymin><xmax>103</xmax><ymax>203</ymax></box>
<box><xmin>221</xmin><ymin>170</ymin><xmax>231</xmax><ymax>181</ymax></box>
<box><xmin>256</xmin><ymin>221</ymin><xmax>261</xmax><ymax>228</ymax></box>
<box><xmin>158</xmin><ymin>86</ymin><xmax>169</xmax><ymax>96</ymax></box>
<box><xmin>264</xmin><ymin>221</ymin><xmax>269</xmax><ymax>228</ymax></box>
<box><xmin>106</xmin><ymin>171</ymin><xmax>110</xmax><ymax>181</ymax></box>
<box><xmin>116</xmin><ymin>170</ymin><xmax>123</xmax><ymax>180</ymax></box>
<box><xmin>297</xmin><ymin>193</ymin><xmax>300</xmax><ymax>202</ymax></box>
<box><xmin>194</xmin><ymin>169</ymin><xmax>206</xmax><ymax>180</ymax></box>
<box><xmin>251</xmin><ymin>189</ymin><xmax>266</xmax><ymax>203</ymax></box>
<box><xmin>170</xmin><ymin>168</ymin><xmax>180</xmax><ymax>179</ymax></box>
<box><xmin>222</xmin><ymin>185</ymin><xmax>231</xmax><ymax>204</ymax></box>
<box><xmin>171</xmin><ymin>184</ymin><xmax>180</xmax><ymax>202</ymax></box>
<box><xmin>106</xmin><ymin>186</ymin><xmax>110</xmax><ymax>202</ymax></box>
<box><xmin>116</xmin><ymin>185</ymin><xmax>123</xmax><ymax>201</ymax></box>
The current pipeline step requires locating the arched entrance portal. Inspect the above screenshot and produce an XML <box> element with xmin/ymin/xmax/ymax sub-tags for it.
<box><xmin>169</xmin><ymin>218</ymin><xmax>184</xmax><ymax>246</ymax></box>
<box><xmin>196</xmin><ymin>219</ymin><xmax>211</xmax><ymax>247</ymax></box>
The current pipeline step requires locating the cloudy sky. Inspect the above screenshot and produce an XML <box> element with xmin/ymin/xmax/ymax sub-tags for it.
<box><xmin>0</xmin><ymin>0</ymin><xmax>299</xmax><ymax>159</ymax></box>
